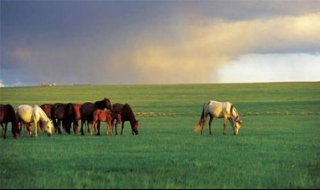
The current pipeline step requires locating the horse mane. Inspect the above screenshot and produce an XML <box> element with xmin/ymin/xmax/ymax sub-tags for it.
<box><xmin>230</xmin><ymin>104</ymin><xmax>239</xmax><ymax>118</ymax></box>
<box><xmin>34</xmin><ymin>105</ymin><xmax>50</xmax><ymax>122</ymax></box>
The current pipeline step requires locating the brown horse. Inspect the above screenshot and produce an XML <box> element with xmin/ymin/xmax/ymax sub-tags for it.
<box><xmin>51</xmin><ymin>103</ymin><xmax>78</xmax><ymax>134</ymax></box>
<box><xmin>0</xmin><ymin>104</ymin><xmax>19</xmax><ymax>139</ymax></box>
<box><xmin>92</xmin><ymin>109</ymin><xmax>121</xmax><ymax>136</ymax></box>
<box><xmin>80</xmin><ymin>98</ymin><xmax>112</xmax><ymax>135</ymax></box>
<box><xmin>112</xmin><ymin>103</ymin><xmax>139</xmax><ymax>135</ymax></box>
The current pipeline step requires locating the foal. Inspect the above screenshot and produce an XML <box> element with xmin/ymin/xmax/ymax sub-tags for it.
<box><xmin>92</xmin><ymin>109</ymin><xmax>121</xmax><ymax>135</ymax></box>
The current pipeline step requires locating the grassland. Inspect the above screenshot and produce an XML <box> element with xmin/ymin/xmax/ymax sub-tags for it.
<box><xmin>0</xmin><ymin>82</ymin><xmax>319</xmax><ymax>189</ymax></box>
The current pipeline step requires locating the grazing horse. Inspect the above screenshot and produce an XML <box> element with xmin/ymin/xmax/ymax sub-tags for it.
<box><xmin>112</xmin><ymin>103</ymin><xmax>139</xmax><ymax>135</ymax></box>
<box><xmin>16</xmin><ymin>105</ymin><xmax>53</xmax><ymax>137</ymax></box>
<box><xmin>80</xmin><ymin>98</ymin><xmax>112</xmax><ymax>135</ymax></box>
<box><xmin>194</xmin><ymin>100</ymin><xmax>242</xmax><ymax>135</ymax></box>
<box><xmin>51</xmin><ymin>103</ymin><xmax>78</xmax><ymax>134</ymax></box>
<box><xmin>92</xmin><ymin>109</ymin><xmax>121</xmax><ymax>136</ymax></box>
<box><xmin>0</xmin><ymin>104</ymin><xmax>19</xmax><ymax>139</ymax></box>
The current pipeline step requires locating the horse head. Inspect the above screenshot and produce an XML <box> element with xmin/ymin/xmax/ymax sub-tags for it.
<box><xmin>233</xmin><ymin>115</ymin><xmax>242</xmax><ymax>135</ymax></box>
<box><xmin>131</xmin><ymin>120</ymin><xmax>139</xmax><ymax>135</ymax></box>
<box><xmin>42</xmin><ymin>120</ymin><xmax>53</xmax><ymax>136</ymax></box>
<box><xmin>104</xmin><ymin>98</ymin><xmax>113</xmax><ymax>111</ymax></box>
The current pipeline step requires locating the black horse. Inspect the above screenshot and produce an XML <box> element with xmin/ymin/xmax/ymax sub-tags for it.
<box><xmin>80</xmin><ymin>98</ymin><xmax>112</xmax><ymax>135</ymax></box>
<box><xmin>112</xmin><ymin>103</ymin><xmax>139</xmax><ymax>135</ymax></box>
<box><xmin>0</xmin><ymin>104</ymin><xmax>19</xmax><ymax>139</ymax></box>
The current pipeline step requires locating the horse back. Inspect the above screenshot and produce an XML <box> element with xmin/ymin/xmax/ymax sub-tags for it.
<box><xmin>17</xmin><ymin>105</ymin><xmax>34</xmax><ymax>122</ymax></box>
<box><xmin>0</xmin><ymin>104</ymin><xmax>16</xmax><ymax>123</ymax></box>
<box><xmin>207</xmin><ymin>101</ymin><xmax>233</xmax><ymax>118</ymax></box>
<box><xmin>112</xmin><ymin>103</ymin><xmax>124</xmax><ymax>113</ymax></box>
<box><xmin>122</xmin><ymin>103</ymin><xmax>137</xmax><ymax>121</ymax></box>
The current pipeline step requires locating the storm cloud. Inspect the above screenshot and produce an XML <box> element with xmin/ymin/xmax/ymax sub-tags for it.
<box><xmin>1</xmin><ymin>0</ymin><xmax>320</xmax><ymax>86</ymax></box>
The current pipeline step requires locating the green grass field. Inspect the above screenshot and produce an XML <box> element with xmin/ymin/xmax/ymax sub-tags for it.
<box><xmin>0</xmin><ymin>82</ymin><xmax>319</xmax><ymax>189</ymax></box>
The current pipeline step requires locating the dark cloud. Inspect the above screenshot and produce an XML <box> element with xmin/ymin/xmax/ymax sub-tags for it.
<box><xmin>1</xmin><ymin>0</ymin><xmax>320</xmax><ymax>86</ymax></box>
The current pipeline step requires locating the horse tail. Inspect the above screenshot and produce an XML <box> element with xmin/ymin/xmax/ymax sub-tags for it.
<box><xmin>194</xmin><ymin>102</ymin><xmax>208</xmax><ymax>132</ymax></box>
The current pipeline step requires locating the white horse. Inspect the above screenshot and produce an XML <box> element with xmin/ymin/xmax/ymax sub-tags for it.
<box><xmin>194</xmin><ymin>100</ymin><xmax>242</xmax><ymax>135</ymax></box>
<box><xmin>16</xmin><ymin>105</ymin><xmax>53</xmax><ymax>137</ymax></box>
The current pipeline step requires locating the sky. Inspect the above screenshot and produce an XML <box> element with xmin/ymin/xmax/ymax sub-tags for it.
<box><xmin>1</xmin><ymin>0</ymin><xmax>320</xmax><ymax>87</ymax></box>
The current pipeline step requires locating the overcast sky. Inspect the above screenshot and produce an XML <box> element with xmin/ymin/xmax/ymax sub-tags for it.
<box><xmin>1</xmin><ymin>0</ymin><xmax>320</xmax><ymax>87</ymax></box>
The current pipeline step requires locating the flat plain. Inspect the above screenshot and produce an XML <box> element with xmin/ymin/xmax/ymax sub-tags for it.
<box><xmin>0</xmin><ymin>82</ymin><xmax>319</xmax><ymax>189</ymax></box>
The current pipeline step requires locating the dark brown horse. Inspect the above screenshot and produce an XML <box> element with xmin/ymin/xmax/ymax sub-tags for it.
<box><xmin>80</xmin><ymin>98</ymin><xmax>112</xmax><ymax>135</ymax></box>
<box><xmin>51</xmin><ymin>103</ymin><xmax>78</xmax><ymax>134</ymax></box>
<box><xmin>92</xmin><ymin>109</ymin><xmax>121</xmax><ymax>136</ymax></box>
<box><xmin>112</xmin><ymin>103</ymin><xmax>139</xmax><ymax>135</ymax></box>
<box><xmin>0</xmin><ymin>104</ymin><xmax>19</xmax><ymax>138</ymax></box>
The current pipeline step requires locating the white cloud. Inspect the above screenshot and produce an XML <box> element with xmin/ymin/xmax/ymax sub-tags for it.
<box><xmin>0</xmin><ymin>80</ymin><xmax>4</xmax><ymax>87</ymax></box>
<box><xmin>215</xmin><ymin>53</ymin><xmax>320</xmax><ymax>83</ymax></box>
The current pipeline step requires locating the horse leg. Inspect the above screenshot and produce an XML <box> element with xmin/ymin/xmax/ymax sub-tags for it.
<box><xmin>96</xmin><ymin>121</ymin><xmax>101</xmax><ymax>136</ymax></box>
<box><xmin>112</xmin><ymin>118</ymin><xmax>118</xmax><ymax>135</ymax></box>
<box><xmin>80</xmin><ymin>119</ymin><xmax>85</xmax><ymax>135</ymax></box>
<box><xmin>34</xmin><ymin>121</ymin><xmax>38</xmax><ymax>137</ymax></box>
<box><xmin>90</xmin><ymin>121</ymin><xmax>95</xmax><ymax>136</ymax></box>
<box><xmin>87</xmin><ymin>121</ymin><xmax>90</xmax><ymax>133</ymax></box>
<box><xmin>106</xmin><ymin>121</ymin><xmax>112</xmax><ymax>135</ymax></box>
<box><xmin>1</xmin><ymin>123</ymin><xmax>7</xmax><ymax>138</ymax></box>
<box><xmin>58</xmin><ymin>120</ymin><xmax>62</xmax><ymax>134</ymax></box>
<box><xmin>208</xmin><ymin>116</ymin><xmax>213</xmax><ymax>135</ymax></box>
<box><xmin>73</xmin><ymin>120</ymin><xmax>79</xmax><ymax>134</ymax></box>
<box><xmin>26</xmin><ymin>123</ymin><xmax>32</xmax><ymax>136</ymax></box>
<box><xmin>0</xmin><ymin>123</ymin><xmax>4</xmax><ymax>138</ymax></box>
<box><xmin>223</xmin><ymin>117</ymin><xmax>227</xmax><ymax>135</ymax></box>
<box><xmin>120</xmin><ymin>122</ymin><xmax>125</xmax><ymax>135</ymax></box>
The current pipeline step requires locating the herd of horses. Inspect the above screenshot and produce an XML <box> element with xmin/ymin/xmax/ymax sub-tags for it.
<box><xmin>0</xmin><ymin>98</ymin><xmax>243</xmax><ymax>139</ymax></box>
<box><xmin>0</xmin><ymin>98</ymin><xmax>140</xmax><ymax>139</ymax></box>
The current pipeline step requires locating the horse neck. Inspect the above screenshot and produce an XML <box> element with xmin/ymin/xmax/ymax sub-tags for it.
<box><xmin>94</xmin><ymin>100</ymin><xmax>108</xmax><ymax>110</ymax></box>
<box><xmin>38</xmin><ymin>109</ymin><xmax>49</xmax><ymax>122</ymax></box>
<box><xmin>231</xmin><ymin>107</ymin><xmax>239</xmax><ymax>119</ymax></box>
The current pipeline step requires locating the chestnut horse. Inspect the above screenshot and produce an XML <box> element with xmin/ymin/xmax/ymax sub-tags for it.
<box><xmin>112</xmin><ymin>103</ymin><xmax>139</xmax><ymax>135</ymax></box>
<box><xmin>80</xmin><ymin>98</ymin><xmax>112</xmax><ymax>135</ymax></box>
<box><xmin>0</xmin><ymin>104</ymin><xmax>19</xmax><ymax>139</ymax></box>
<box><xmin>16</xmin><ymin>105</ymin><xmax>53</xmax><ymax>137</ymax></box>
<box><xmin>92</xmin><ymin>109</ymin><xmax>121</xmax><ymax>136</ymax></box>
<box><xmin>194</xmin><ymin>100</ymin><xmax>242</xmax><ymax>135</ymax></box>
